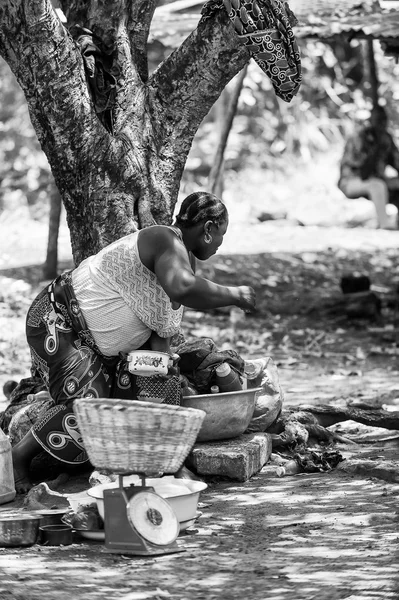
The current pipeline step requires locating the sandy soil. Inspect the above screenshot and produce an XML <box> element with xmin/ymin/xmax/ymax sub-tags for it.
<box><xmin>1</xmin><ymin>177</ymin><xmax>399</xmax><ymax>598</ymax></box>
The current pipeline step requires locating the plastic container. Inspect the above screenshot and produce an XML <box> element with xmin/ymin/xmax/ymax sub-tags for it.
<box><xmin>0</xmin><ymin>429</ymin><xmax>16</xmax><ymax>505</ymax></box>
<box><xmin>276</xmin><ymin>460</ymin><xmax>301</xmax><ymax>477</ymax></box>
<box><xmin>214</xmin><ymin>363</ymin><xmax>242</xmax><ymax>392</ymax></box>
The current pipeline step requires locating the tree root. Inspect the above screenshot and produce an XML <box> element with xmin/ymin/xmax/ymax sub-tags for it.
<box><xmin>268</xmin><ymin>403</ymin><xmax>397</xmax><ymax>449</ymax></box>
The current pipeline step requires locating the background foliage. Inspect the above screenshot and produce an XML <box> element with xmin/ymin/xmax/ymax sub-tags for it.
<box><xmin>2</xmin><ymin>34</ymin><xmax>399</xmax><ymax>224</ymax></box>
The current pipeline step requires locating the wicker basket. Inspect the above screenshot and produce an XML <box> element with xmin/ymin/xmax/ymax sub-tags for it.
<box><xmin>73</xmin><ymin>398</ymin><xmax>206</xmax><ymax>475</ymax></box>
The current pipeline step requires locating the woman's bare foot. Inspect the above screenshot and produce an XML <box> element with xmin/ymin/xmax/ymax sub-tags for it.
<box><xmin>13</xmin><ymin>461</ymin><xmax>33</xmax><ymax>494</ymax></box>
<box><xmin>11</xmin><ymin>430</ymin><xmax>43</xmax><ymax>494</ymax></box>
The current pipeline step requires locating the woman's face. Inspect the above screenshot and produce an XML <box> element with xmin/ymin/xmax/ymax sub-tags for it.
<box><xmin>193</xmin><ymin>218</ymin><xmax>228</xmax><ymax>261</ymax></box>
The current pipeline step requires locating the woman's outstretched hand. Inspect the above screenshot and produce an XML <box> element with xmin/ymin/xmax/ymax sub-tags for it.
<box><xmin>237</xmin><ymin>286</ymin><xmax>256</xmax><ymax>313</ymax></box>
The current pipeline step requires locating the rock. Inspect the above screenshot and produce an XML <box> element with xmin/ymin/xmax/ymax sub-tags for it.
<box><xmin>187</xmin><ymin>432</ymin><xmax>272</xmax><ymax>481</ymax></box>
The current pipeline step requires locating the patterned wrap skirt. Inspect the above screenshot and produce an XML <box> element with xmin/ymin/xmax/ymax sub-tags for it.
<box><xmin>26</xmin><ymin>271</ymin><xmax>180</xmax><ymax>466</ymax></box>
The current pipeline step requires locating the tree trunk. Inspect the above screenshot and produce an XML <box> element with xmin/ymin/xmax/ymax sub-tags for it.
<box><xmin>0</xmin><ymin>0</ymin><xmax>249</xmax><ymax>265</ymax></box>
<box><xmin>43</xmin><ymin>184</ymin><xmax>62</xmax><ymax>280</ymax></box>
<box><xmin>365</xmin><ymin>39</ymin><xmax>380</xmax><ymax>108</ymax></box>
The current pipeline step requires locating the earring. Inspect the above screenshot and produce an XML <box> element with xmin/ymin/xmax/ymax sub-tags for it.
<box><xmin>204</xmin><ymin>233</ymin><xmax>212</xmax><ymax>244</ymax></box>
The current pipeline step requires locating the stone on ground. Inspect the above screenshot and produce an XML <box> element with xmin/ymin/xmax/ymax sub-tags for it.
<box><xmin>188</xmin><ymin>432</ymin><xmax>272</xmax><ymax>481</ymax></box>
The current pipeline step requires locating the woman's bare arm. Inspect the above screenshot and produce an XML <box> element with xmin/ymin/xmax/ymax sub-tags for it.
<box><xmin>147</xmin><ymin>229</ymin><xmax>255</xmax><ymax>311</ymax></box>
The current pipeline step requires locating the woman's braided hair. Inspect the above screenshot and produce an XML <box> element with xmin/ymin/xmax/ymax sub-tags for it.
<box><xmin>175</xmin><ymin>191</ymin><xmax>228</xmax><ymax>228</ymax></box>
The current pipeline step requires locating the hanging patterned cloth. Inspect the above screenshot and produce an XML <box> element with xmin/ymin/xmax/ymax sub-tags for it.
<box><xmin>72</xmin><ymin>25</ymin><xmax>120</xmax><ymax>134</ymax></box>
<box><xmin>202</xmin><ymin>0</ymin><xmax>302</xmax><ymax>103</ymax></box>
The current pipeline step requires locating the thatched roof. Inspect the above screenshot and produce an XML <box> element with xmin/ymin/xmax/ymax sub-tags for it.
<box><xmin>291</xmin><ymin>0</ymin><xmax>399</xmax><ymax>50</ymax></box>
<box><xmin>149</xmin><ymin>0</ymin><xmax>399</xmax><ymax>52</ymax></box>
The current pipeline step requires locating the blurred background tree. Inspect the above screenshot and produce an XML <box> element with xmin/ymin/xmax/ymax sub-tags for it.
<box><xmin>2</xmin><ymin>28</ymin><xmax>399</xmax><ymax>272</ymax></box>
<box><xmin>0</xmin><ymin>59</ymin><xmax>53</xmax><ymax>219</ymax></box>
<box><xmin>185</xmin><ymin>38</ymin><xmax>399</xmax><ymax>188</ymax></box>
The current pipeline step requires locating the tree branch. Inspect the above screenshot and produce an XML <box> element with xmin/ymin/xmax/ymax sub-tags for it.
<box><xmin>149</xmin><ymin>9</ymin><xmax>249</xmax><ymax>164</ymax></box>
<box><xmin>125</xmin><ymin>0</ymin><xmax>157</xmax><ymax>83</ymax></box>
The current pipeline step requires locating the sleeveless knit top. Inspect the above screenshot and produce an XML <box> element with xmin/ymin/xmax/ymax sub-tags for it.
<box><xmin>72</xmin><ymin>228</ymin><xmax>184</xmax><ymax>357</ymax></box>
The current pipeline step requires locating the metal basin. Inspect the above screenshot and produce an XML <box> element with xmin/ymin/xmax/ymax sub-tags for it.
<box><xmin>0</xmin><ymin>514</ymin><xmax>42</xmax><ymax>547</ymax></box>
<box><xmin>180</xmin><ymin>387</ymin><xmax>262</xmax><ymax>442</ymax></box>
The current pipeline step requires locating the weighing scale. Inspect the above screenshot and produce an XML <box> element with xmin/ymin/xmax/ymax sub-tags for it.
<box><xmin>103</xmin><ymin>473</ymin><xmax>184</xmax><ymax>556</ymax></box>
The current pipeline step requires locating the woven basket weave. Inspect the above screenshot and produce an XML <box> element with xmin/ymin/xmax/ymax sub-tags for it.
<box><xmin>73</xmin><ymin>398</ymin><xmax>206</xmax><ymax>475</ymax></box>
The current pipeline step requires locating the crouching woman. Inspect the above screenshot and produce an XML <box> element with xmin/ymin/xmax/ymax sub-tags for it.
<box><xmin>11</xmin><ymin>191</ymin><xmax>256</xmax><ymax>492</ymax></box>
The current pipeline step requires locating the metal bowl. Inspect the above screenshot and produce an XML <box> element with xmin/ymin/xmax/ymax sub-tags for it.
<box><xmin>39</xmin><ymin>524</ymin><xmax>73</xmax><ymax>546</ymax></box>
<box><xmin>0</xmin><ymin>514</ymin><xmax>42</xmax><ymax>547</ymax></box>
<box><xmin>180</xmin><ymin>387</ymin><xmax>263</xmax><ymax>442</ymax></box>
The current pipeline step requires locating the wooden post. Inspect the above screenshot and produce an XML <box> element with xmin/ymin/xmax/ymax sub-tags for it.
<box><xmin>208</xmin><ymin>64</ymin><xmax>248</xmax><ymax>197</ymax></box>
<box><xmin>366</xmin><ymin>38</ymin><xmax>380</xmax><ymax>108</ymax></box>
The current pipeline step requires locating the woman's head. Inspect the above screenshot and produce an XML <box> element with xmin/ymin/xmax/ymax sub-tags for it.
<box><xmin>175</xmin><ymin>191</ymin><xmax>228</xmax><ymax>229</ymax></box>
<box><xmin>175</xmin><ymin>191</ymin><xmax>229</xmax><ymax>260</ymax></box>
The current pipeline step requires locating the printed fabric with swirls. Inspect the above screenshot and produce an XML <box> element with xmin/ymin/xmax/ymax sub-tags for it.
<box><xmin>202</xmin><ymin>0</ymin><xmax>302</xmax><ymax>102</ymax></box>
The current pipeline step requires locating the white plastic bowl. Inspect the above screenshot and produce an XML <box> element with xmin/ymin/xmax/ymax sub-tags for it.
<box><xmin>127</xmin><ymin>350</ymin><xmax>170</xmax><ymax>377</ymax></box>
<box><xmin>87</xmin><ymin>476</ymin><xmax>207</xmax><ymax>524</ymax></box>
<box><xmin>66</xmin><ymin>492</ymin><xmax>96</xmax><ymax>513</ymax></box>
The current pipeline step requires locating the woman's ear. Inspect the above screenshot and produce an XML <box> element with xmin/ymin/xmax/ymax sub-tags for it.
<box><xmin>204</xmin><ymin>220</ymin><xmax>213</xmax><ymax>234</ymax></box>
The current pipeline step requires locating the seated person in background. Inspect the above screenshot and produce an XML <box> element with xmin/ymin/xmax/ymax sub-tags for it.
<box><xmin>338</xmin><ymin>104</ymin><xmax>399</xmax><ymax>229</ymax></box>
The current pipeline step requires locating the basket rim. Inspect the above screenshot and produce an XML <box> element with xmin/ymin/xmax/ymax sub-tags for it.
<box><xmin>73</xmin><ymin>397</ymin><xmax>206</xmax><ymax>417</ymax></box>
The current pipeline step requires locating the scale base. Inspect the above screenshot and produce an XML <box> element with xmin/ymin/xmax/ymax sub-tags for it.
<box><xmin>103</xmin><ymin>541</ymin><xmax>185</xmax><ymax>557</ymax></box>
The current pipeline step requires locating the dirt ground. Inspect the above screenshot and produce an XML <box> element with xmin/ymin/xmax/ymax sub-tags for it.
<box><xmin>1</xmin><ymin>203</ymin><xmax>399</xmax><ymax>598</ymax></box>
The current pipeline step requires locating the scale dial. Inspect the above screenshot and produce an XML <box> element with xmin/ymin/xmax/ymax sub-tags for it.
<box><xmin>126</xmin><ymin>491</ymin><xmax>179</xmax><ymax>546</ymax></box>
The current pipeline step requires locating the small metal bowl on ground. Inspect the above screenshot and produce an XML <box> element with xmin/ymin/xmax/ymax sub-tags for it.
<box><xmin>39</xmin><ymin>524</ymin><xmax>73</xmax><ymax>546</ymax></box>
<box><xmin>0</xmin><ymin>514</ymin><xmax>43</xmax><ymax>547</ymax></box>
<box><xmin>33</xmin><ymin>508</ymin><xmax>68</xmax><ymax>527</ymax></box>
<box><xmin>180</xmin><ymin>387</ymin><xmax>263</xmax><ymax>442</ymax></box>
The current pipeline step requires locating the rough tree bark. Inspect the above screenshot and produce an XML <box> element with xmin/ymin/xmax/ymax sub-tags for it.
<box><xmin>0</xmin><ymin>0</ymin><xmax>249</xmax><ymax>265</ymax></box>
<box><xmin>43</xmin><ymin>183</ymin><xmax>62</xmax><ymax>279</ymax></box>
